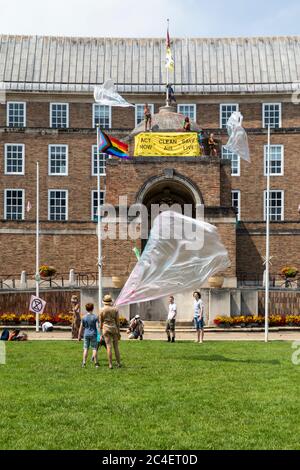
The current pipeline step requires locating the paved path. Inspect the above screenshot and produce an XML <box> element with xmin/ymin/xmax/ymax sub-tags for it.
<box><xmin>22</xmin><ymin>329</ymin><xmax>300</xmax><ymax>342</ymax></box>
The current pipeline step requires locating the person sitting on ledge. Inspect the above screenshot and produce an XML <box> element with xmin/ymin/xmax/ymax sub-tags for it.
<box><xmin>208</xmin><ymin>132</ymin><xmax>218</xmax><ymax>157</ymax></box>
<box><xmin>144</xmin><ymin>103</ymin><xmax>152</xmax><ymax>132</ymax></box>
<box><xmin>183</xmin><ymin>116</ymin><xmax>191</xmax><ymax>132</ymax></box>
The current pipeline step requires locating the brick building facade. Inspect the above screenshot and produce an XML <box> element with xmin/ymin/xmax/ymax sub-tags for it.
<box><xmin>0</xmin><ymin>35</ymin><xmax>299</xmax><ymax>286</ymax></box>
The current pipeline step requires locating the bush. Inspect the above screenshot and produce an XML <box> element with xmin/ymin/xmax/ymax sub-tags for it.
<box><xmin>214</xmin><ymin>315</ymin><xmax>300</xmax><ymax>327</ymax></box>
<box><xmin>119</xmin><ymin>316</ymin><xmax>129</xmax><ymax>328</ymax></box>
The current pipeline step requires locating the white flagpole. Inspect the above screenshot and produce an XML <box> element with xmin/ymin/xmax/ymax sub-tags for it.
<box><xmin>96</xmin><ymin>126</ymin><xmax>103</xmax><ymax>314</ymax></box>
<box><xmin>166</xmin><ymin>18</ymin><xmax>169</xmax><ymax>106</ymax></box>
<box><xmin>35</xmin><ymin>161</ymin><xmax>40</xmax><ymax>332</ymax></box>
<box><xmin>265</xmin><ymin>125</ymin><xmax>271</xmax><ymax>342</ymax></box>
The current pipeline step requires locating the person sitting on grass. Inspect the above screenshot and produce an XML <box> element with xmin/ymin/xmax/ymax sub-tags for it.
<box><xmin>127</xmin><ymin>315</ymin><xmax>144</xmax><ymax>340</ymax></box>
<box><xmin>78</xmin><ymin>303</ymin><xmax>99</xmax><ymax>368</ymax></box>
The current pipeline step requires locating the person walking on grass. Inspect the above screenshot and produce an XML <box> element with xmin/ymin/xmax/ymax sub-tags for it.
<box><xmin>193</xmin><ymin>291</ymin><xmax>205</xmax><ymax>343</ymax></box>
<box><xmin>166</xmin><ymin>295</ymin><xmax>177</xmax><ymax>343</ymax></box>
<box><xmin>100</xmin><ymin>295</ymin><xmax>121</xmax><ymax>369</ymax></box>
<box><xmin>78</xmin><ymin>303</ymin><xmax>99</xmax><ymax>368</ymax></box>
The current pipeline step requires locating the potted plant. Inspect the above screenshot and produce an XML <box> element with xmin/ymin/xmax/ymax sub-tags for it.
<box><xmin>280</xmin><ymin>266</ymin><xmax>299</xmax><ymax>287</ymax></box>
<box><xmin>208</xmin><ymin>275</ymin><xmax>224</xmax><ymax>288</ymax></box>
<box><xmin>39</xmin><ymin>265</ymin><xmax>57</xmax><ymax>279</ymax></box>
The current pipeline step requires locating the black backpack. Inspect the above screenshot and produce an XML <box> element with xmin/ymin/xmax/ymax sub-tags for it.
<box><xmin>0</xmin><ymin>329</ymin><xmax>10</xmax><ymax>341</ymax></box>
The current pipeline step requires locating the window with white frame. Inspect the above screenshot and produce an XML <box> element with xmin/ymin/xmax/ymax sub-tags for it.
<box><xmin>135</xmin><ymin>104</ymin><xmax>154</xmax><ymax>126</ymax></box>
<box><xmin>49</xmin><ymin>145</ymin><xmax>68</xmax><ymax>176</ymax></box>
<box><xmin>263</xmin><ymin>103</ymin><xmax>281</xmax><ymax>129</ymax></box>
<box><xmin>264</xmin><ymin>190</ymin><xmax>284</xmax><ymax>221</ymax></box>
<box><xmin>50</xmin><ymin>103</ymin><xmax>69</xmax><ymax>129</ymax></box>
<box><xmin>92</xmin><ymin>190</ymin><xmax>105</xmax><ymax>221</ymax></box>
<box><xmin>92</xmin><ymin>146</ymin><xmax>109</xmax><ymax>176</ymax></box>
<box><xmin>222</xmin><ymin>146</ymin><xmax>240</xmax><ymax>176</ymax></box>
<box><xmin>48</xmin><ymin>190</ymin><xmax>68</xmax><ymax>221</ymax></box>
<box><xmin>264</xmin><ymin>145</ymin><xmax>284</xmax><ymax>176</ymax></box>
<box><xmin>178</xmin><ymin>104</ymin><xmax>196</xmax><ymax>121</ymax></box>
<box><xmin>4</xmin><ymin>189</ymin><xmax>24</xmax><ymax>220</ymax></box>
<box><xmin>93</xmin><ymin>104</ymin><xmax>111</xmax><ymax>129</ymax></box>
<box><xmin>7</xmin><ymin>102</ymin><xmax>26</xmax><ymax>127</ymax></box>
<box><xmin>5</xmin><ymin>144</ymin><xmax>25</xmax><ymax>175</ymax></box>
<box><xmin>220</xmin><ymin>104</ymin><xmax>239</xmax><ymax>129</ymax></box>
<box><xmin>232</xmin><ymin>190</ymin><xmax>241</xmax><ymax>221</ymax></box>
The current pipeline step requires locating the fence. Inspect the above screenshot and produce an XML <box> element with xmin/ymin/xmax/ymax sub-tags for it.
<box><xmin>0</xmin><ymin>290</ymin><xmax>80</xmax><ymax>315</ymax></box>
<box><xmin>0</xmin><ymin>271</ymin><xmax>98</xmax><ymax>290</ymax></box>
<box><xmin>258</xmin><ymin>290</ymin><xmax>300</xmax><ymax>315</ymax></box>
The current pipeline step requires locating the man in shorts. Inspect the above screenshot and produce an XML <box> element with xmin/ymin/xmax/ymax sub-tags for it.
<box><xmin>193</xmin><ymin>291</ymin><xmax>205</xmax><ymax>343</ymax></box>
<box><xmin>166</xmin><ymin>296</ymin><xmax>177</xmax><ymax>343</ymax></box>
<box><xmin>78</xmin><ymin>303</ymin><xmax>99</xmax><ymax>368</ymax></box>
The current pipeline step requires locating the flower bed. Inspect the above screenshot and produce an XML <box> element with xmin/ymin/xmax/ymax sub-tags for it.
<box><xmin>214</xmin><ymin>315</ymin><xmax>300</xmax><ymax>327</ymax></box>
<box><xmin>0</xmin><ymin>313</ymin><xmax>73</xmax><ymax>326</ymax></box>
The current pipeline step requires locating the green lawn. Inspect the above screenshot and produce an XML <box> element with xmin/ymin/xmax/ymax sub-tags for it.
<box><xmin>0</xmin><ymin>340</ymin><xmax>299</xmax><ymax>450</ymax></box>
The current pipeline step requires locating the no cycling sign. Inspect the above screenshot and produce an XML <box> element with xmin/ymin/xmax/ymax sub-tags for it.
<box><xmin>29</xmin><ymin>295</ymin><xmax>46</xmax><ymax>315</ymax></box>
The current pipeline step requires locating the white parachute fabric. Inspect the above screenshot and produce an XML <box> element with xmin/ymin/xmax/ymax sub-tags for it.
<box><xmin>94</xmin><ymin>79</ymin><xmax>134</xmax><ymax>107</ymax></box>
<box><xmin>225</xmin><ymin>111</ymin><xmax>250</xmax><ymax>162</ymax></box>
<box><xmin>115</xmin><ymin>211</ymin><xmax>230</xmax><ymax>307</ymax></box>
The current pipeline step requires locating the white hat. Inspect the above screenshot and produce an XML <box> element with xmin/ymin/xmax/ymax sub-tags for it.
<box><xmin>134</xmin><ymin>315</ymin><xmax>140</xmax><ymax>319</ymax></box>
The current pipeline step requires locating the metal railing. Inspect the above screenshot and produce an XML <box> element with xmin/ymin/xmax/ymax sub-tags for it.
<box><xmin>0</xmin><ymin>272</ymin><xmax>98</xmax><ymax>290</ymax></box>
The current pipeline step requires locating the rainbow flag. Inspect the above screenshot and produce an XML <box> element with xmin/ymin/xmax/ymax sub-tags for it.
<box><xmin>98</xmin><ymin>128</ymin><xmax>129</xmax><ymax>159</ymax></box>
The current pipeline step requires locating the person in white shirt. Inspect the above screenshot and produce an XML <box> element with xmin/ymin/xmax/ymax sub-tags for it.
<box><xmin>193</xmin><ymin>291</ymin><xmax>204</xmax><ymax>343</ymax></box>
<box><xmin>166</xmin><ymin>296</ymin><xmax>177</xmax><ymax>343</ymax></box>
<box><xmin>42</xmin><ymin>321</ymin><xmax>54</xmax><ymax>332</ymax></box>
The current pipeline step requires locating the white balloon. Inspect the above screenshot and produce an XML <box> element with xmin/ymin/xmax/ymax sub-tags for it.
<box><xmin>115</xmin><ymin>211</ymin><xmax>230</xmax><ymax>307</ymax></box>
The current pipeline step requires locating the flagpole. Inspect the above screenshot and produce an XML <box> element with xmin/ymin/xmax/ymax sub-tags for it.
<box><xmin>35</xmin><ymin>161</ymin><xmax>40</xmax><ymax>332</ymax></box>
<box><xmin>166</xmin><ymin>18</ymin><xmax>170</xmax><ymax>106</ymax></box>
<box><xmin>265</xmin><ymin>125</ymin><xmax>271</xmax><ymax>343</ymax></box>
<box><xmin>96</xmin><ymin>125</ymin><xmax>103</xmax><ymax>314</ymax></box>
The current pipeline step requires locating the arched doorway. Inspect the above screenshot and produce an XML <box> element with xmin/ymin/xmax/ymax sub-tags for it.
<box><xmin>137</xmin><ymin>174</ymin><xmax>202</xmax><ymax>250</ymax></box>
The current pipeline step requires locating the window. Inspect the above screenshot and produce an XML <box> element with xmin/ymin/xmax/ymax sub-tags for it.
<box><xmin>222</xmin><ymin>147</ymin><xmax>240</xmax><ymax>176</ymax></box>
<box><xmin>5</xmin><ymin>144</ymin><xmax>25</xmax><ymax>175</ymax></box>
<box><xmin>49</xmin><ymin>145</ymin><xmax>68</xmax><ymax>176</ymax></box>
<box><xmin>263</xmin><ymin>103</ymin><xmax>281</xmax><ymax>129</ymax></box>
<box><xmin>177</xmin><ymin>104</ymin><xmax>196</xmax><ymax>121</ymax></box>
<box><xmin>48</xmin><ymin>190</ymin><xmax>68</xmax><ymax>221</ymax></box>
<box><xmin>4</xmin><ymin>189</ymin><xmax>24</xmax><ymax>220</ymax></box>
<box><xmin>92</xmin><ymin>190</ymin><xmax>105</xmax><ymax>221</ymax></box>
<box><xmin>220</xmin><ymin>104</ymin><xmax>238</xmax><ymax>129</ymax></box>
<box><xmin>50</xmin><ymin>103</ymin><xmax>69</xmax><ymax>129</ymax></box>
<box><xmin>7</xmin><ymin>102</ymin><xmax>26</xmax><ymax>128</ymax></box>
<box><xmin>232</xmin><ymin>190</ymin><xmax>241</xmax><ymax>221</ymax></box>
<box><xmin>264</xmin><ymin>190</ymin><xmax>284</xmax><ymax>221</ymax></box>
<box><xmin>264</xmin><ymin>145</ymin><xmax>284</xmax><ymax>176</ymax></box>
<box><xmin>93</xmin><ymin>104</ymin><xmax>111</xmax><ymax>129</ymax></box>
<box><xmin>92</xmin><ymin>146</ymin><xmax>109</xmax><ymax>176</ymax></box>
<box><xmin>135</xmin><ymin>104</ymin><xmax>154</xmax><ymax>126</ymax></box>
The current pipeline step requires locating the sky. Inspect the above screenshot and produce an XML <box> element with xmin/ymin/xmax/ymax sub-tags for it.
<box><xmin>0</xmin><ymin>0</ymin><xmax>299</xmax><ymax>38</ymax></box>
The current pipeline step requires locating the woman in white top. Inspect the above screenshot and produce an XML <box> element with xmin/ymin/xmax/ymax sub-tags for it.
<box><xmin>193</xmin><ymin>291</ymin><xmax>204</xmax><ymax>343</ymax></box>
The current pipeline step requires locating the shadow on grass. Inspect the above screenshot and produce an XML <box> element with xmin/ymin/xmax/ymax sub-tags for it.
<box><xmin>185</xmin><ymin>354</ymin><xmax>280</xmax><ymax>365</ymax></box>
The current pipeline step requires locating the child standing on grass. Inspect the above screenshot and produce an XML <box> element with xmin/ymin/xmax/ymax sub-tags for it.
<box><xmin>78</xmin><ymin>303</ymin><xmax>99</xmax><ymax>368</ymax></box>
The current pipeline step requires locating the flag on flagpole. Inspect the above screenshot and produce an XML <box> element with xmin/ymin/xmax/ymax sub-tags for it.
<box><xmin>98</xmin><ymin>128</ymin><xmax>129</xmax><ymax>159</ymax></box>
<box><xmin>165</xmin><ymin>24</ymin><xmax>174</xmax><ymax>71</ymax></box>
<box><xmin>26</xmin><ymin>201</ymin><xmax>32</xmax><ymax>213</ymax></box>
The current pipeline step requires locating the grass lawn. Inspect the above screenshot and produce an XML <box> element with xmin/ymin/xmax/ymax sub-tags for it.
<box><xmin>0</xmin><ymin>340</ymin><xmax>299</xmax><ymax>450</ymax></box>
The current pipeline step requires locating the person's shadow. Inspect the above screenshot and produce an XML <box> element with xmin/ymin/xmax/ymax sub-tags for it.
<box><xmin>185</xmin><ymin>354</ymin><xmax>280</xmax><ymax>365</ymax></box>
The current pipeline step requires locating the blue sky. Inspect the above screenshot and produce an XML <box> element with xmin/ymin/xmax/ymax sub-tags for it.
<box><xmin>0</xmin><ymin>0</ymin><xmax>299</xmax><ymax>37</ymax></box>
